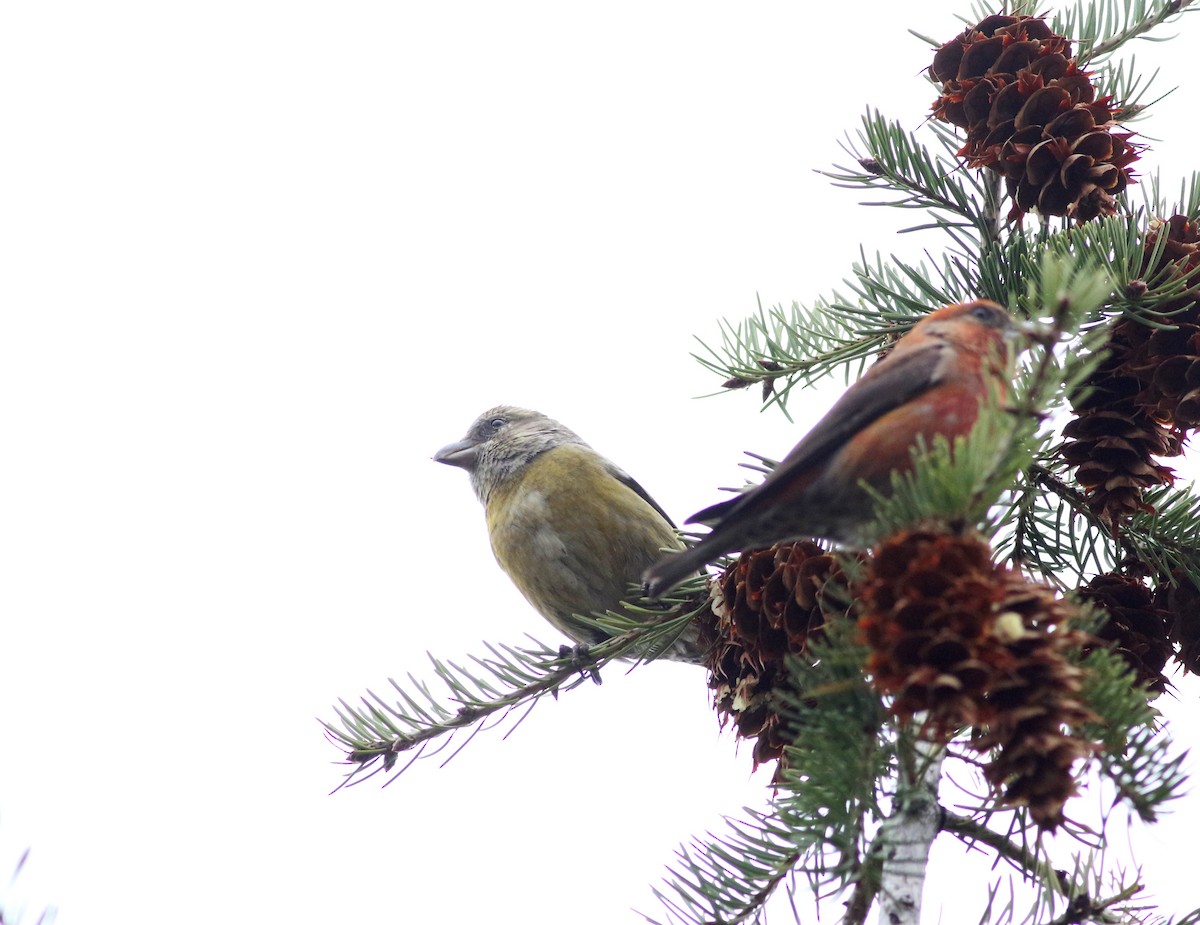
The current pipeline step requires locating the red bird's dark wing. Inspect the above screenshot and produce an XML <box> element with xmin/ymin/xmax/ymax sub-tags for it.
<box><xmin>690</xmin><ymin>339</ymin><xmax>949</xmax><ymax>524</ymax></box>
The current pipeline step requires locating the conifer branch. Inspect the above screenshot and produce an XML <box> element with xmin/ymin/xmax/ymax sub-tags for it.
<box><xmin>323</xmin><ymin>597</ymin><xmax>706</xmax><ymax>787</ymax></box>
<box><xmin>647</xmin><ymin>629</ymin><xmax>884</xmax><ymax>925</ymax></box>
<box><xmin>940</xmin><ymin>811</ymin><xmax>1069</xmax><ymax>895</ymax></box>
<box><xmin>1123</xmin><ymin>488</ymin><xmax>1200</xmax><ymax>582</ymax></box>
<box><xmin>823</xmin><ymin>112</ymin><xmax>988</xmax><ymax>236</ymax></box>
<box><xmin>1059</xmin><ymin>0</ymin><xmax>1197</xmax><ymax>62</ymax></box>
<box><xmin>1042</xmin><ymin>882</ymin><xmax>1147</xmax><ymax>925</ymax></box>
<box><xmin>645</xmin><ymin>805</ymin><xmax>813</xmax><ymax>925</ymax></box>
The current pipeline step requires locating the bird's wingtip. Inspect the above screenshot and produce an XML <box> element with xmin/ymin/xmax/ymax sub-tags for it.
<box><xmin>687</xmin><ymin>495</ymin><xmax>737</xmax><ymax>527</ymax></box>
<box><xmin>643</xmin><ymin>548</ymin><xmax>703</xmax><ymax>599</ymax></box>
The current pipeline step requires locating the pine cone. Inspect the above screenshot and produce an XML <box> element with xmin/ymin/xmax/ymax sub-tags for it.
<box><xmin>859</xmin><ymin>529</ymin><xmax>1092</xmax><ymax>829</ymax></box>
<box><xmin>1059</xmin><ymin>214</ymin><xmax>1200</xmax><ymax>522</ymax></box>
<box><xmin>706</xmin><ymin>541</ymin><xmax>848</xmax><ymax>767</ymax></box>
<box><xmin>860</xmin><ymin>530</ymin><xmax>1004</xmax><ymax>730</ymax></box>
<box><xmin>1060</xmin><ymin>338</ymin><xmax>1176</xmax><ymax>521</ymax></box>
<box><xmin>972</xmin><ymin>573</ymin><xmax>1094</xmax><ymax>831</ymax></box>
<box><xmin>1078</xmin><ymin>573</ymin><xmax>1172</xmax><ymax>694</ymax></box>
<box><xmin>1129</xmin><ymin>216</ymin><xmax>1200</xmax><ymax>430</ymax></box>
<box><xmin>1135</xmin><ymin>320</ymin><xmax>1200</xmax><ymax>428</ymax></box>
<box><xmin>929</xmin><ymin>14</ymin><xmax>1139</xmax><ymax>222</ymax></box>
<box><xmin>1157</xmin><ymin>569</ymin><xmax>1200</xmax><ymax>675</ymax></box>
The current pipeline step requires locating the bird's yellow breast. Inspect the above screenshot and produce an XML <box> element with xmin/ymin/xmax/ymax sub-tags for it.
<box><xmin>484</xmin><ymin>445</ymin><xmax>680</xmax><ymax>629</ymax></box>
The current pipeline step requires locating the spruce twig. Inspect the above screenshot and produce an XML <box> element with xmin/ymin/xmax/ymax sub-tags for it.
<box><xmin>324</xmin><ymin>598</ymin><xmax>705</xmax><ymax>786</ymax></box>
<box><xmin>940</xmin><ymin>811</ymin><xmax>1068</xmax><ymax>895</ymax></box>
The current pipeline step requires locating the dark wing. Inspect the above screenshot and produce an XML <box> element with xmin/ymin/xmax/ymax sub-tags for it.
<box><xmin>691</xmin><ymin>339</ymin><xmax>949</xmax><ymax>523</ymax></box>
<box><xmin>605</xmin><ymin>461</ymin><xmax>677</xmax><ymax>527</ymax></box>
<box><xmin>688</xmin><ymin>493</ymin><xmax>739</xmax><ymax>527</ymax></box>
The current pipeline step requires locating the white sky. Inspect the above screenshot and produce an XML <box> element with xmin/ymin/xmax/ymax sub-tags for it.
<box><xmin>2</xmin><ymin>2</ymin><xmax>1197</xmax><ymax>923</ymax></box>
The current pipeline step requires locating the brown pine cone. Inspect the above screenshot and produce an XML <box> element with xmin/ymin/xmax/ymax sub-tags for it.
<box><xmin>706</xmin><ymin>541</ymin><xmax>849</xmax><ymax>767</ymax></box>
<box><xmin>1078</xmin><ymin>573</ymin><xmax>1172</xmax><ymax>694</ymax></box>
<box><xmin>1156</xmin><ymin>569</ymin><xmax>1200</xmax><ymax>676</ymax></box>
<box><xmin>859</xmin><ymin>529</ymin><xmax>1092</xmax><ymax>829</ymax></box>
<box><xmin>1059</xmin><ymin>337</ymin><xmax>1177</xmax><ymax>522</ymax></box>
<box><xmin>929</xmin><ymin>14</ymin><xmax>1139</xmax><ymax>222</ymax></box>
<box><xmin>1059</xmin><ymin>214</ymin><xmax>1200</xmax><ymax>522</ymax></box>
<box><xmin>972</xmin><ymin>574</ymin><xmax>1093</xmax><ymax>831</ymax></box>
<box><xmin>859</xmin><ymin>530</ymin><xmax>1004</xmax><ymax>730</ymax></box>
<box><xmin>1129</xmin><ymin>216</ymin><xmax>1200</xmax><ymax>430</ymax></box>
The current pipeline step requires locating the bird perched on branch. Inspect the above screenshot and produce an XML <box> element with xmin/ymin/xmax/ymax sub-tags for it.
<box><xmin>644</xmin><ymin>300</ymin><xmax>1024</xmax><ymax>597</ymax></box>
<box><xmin>435</xmin><ymin>406</ymin><xmax>705</xmax><ymax>664</ymax></box>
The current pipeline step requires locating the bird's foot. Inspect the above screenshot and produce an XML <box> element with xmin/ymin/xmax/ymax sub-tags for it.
<box><xmin>557</xmin><ymin>643</ymin><xmax>603</xmax><ymax>686</ymax></box>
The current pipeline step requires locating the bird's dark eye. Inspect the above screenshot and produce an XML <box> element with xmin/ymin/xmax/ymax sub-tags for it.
<box><xmin>489</xmin><ymin>417</ymin><xmax>507</xmax><ymax>430</ymax></box>
<box><xmin>970</xmin><ymin>303</ymin><xmax>997</xmax><ymax>322</ymax></box>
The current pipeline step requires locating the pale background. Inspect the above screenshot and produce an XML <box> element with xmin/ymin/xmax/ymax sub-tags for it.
<box><xmin>1</xmin><ymin>2</ymin><xmax>1197</xmax><ymax>923</ymax></box>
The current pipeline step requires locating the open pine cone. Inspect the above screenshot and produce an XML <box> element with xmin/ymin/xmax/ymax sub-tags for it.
<box><xmin>705</xmin><ymin>541</ymin><xmax>849</xmax><ymax>767</ymax></box>
<box><xmin>930</xmin><ymin>14</ymin><xmax>1139</xmax><ymax>222</ymax></box>
<box><xmin>1158</xmin><ymin>569</ymin><xmax>1200</xmax><ymax>676</ymax></box>
<box><xmin>972</xmin><ymin>572</ymin><xmax>1094</xmax><ymax>830</ymax></box>
<box><xmin>859</xmin><ymin>529</ymin><xmax>1092</xmax><ymax>829</ymax></box>
<box><xmin>1059</xmin><ymin>340</ymin><xmax>1176</xmax><ymax>521</ymax></box>
<box><xmin>1130</xmin><ymin>215</ymin><xmax>1200</xmax><ymax>430</ymax></box>
<box><xmin>1079</xmin><ymin>573</ymin><xmax>1172</xmax><ymax>694</ymax></box>
<box><xmin>1059</xmin><ymin>215</ymin><xmax>1200</xmax><ymax>523</ymax></box>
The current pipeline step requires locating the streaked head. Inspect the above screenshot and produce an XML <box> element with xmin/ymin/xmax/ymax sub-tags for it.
<box><xmin>434</xmin><ymin>406</ymin><xmax>586</xmax><ymax>504</ymax></box>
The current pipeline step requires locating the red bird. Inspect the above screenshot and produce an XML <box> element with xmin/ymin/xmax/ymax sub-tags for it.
<box><xmin>644</xmin><ymin>300</ymin><xmax>1023</xmax><ymax>597</ymax></box>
